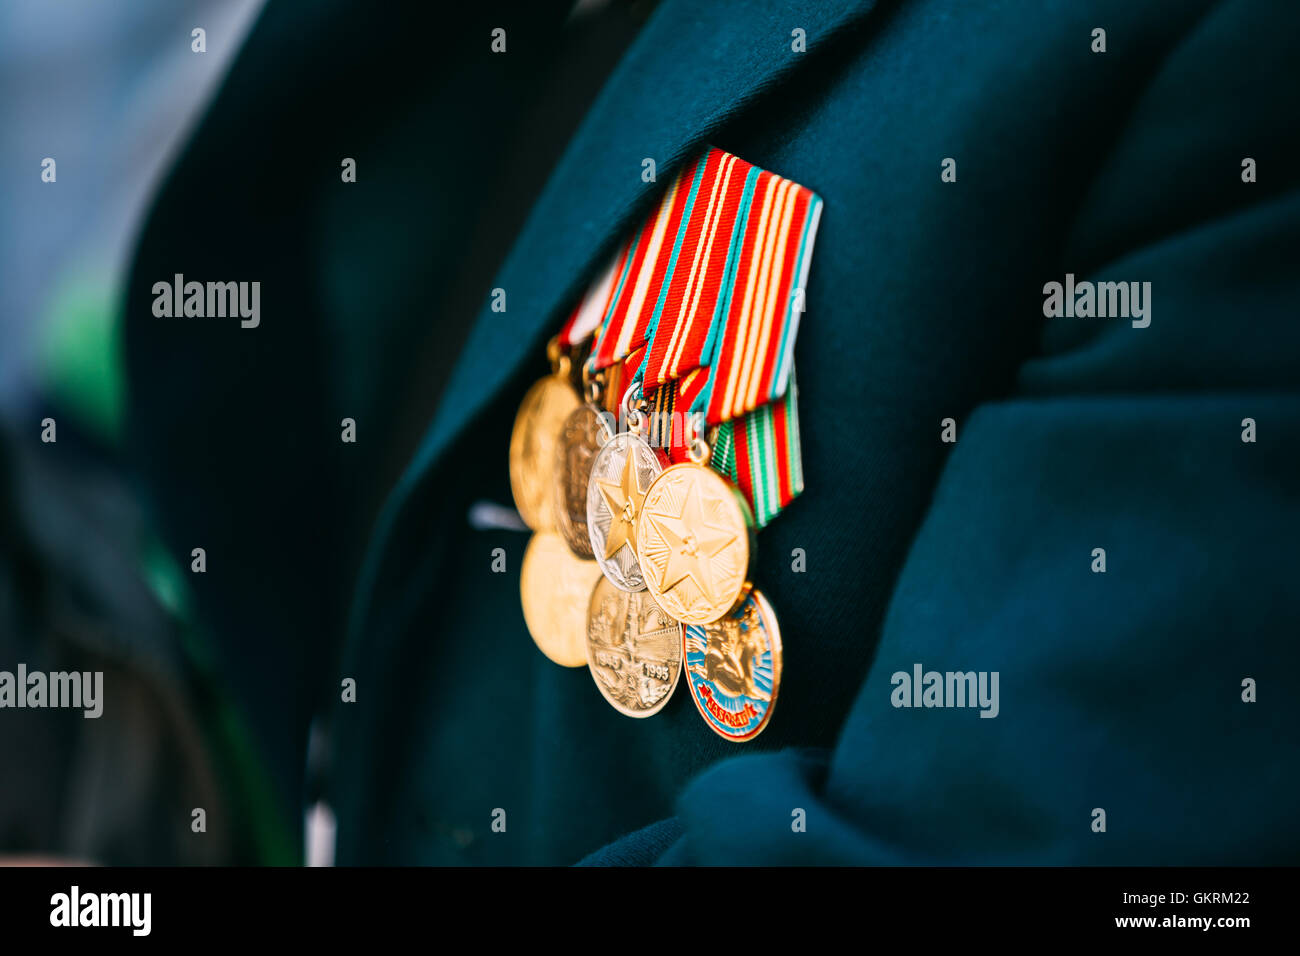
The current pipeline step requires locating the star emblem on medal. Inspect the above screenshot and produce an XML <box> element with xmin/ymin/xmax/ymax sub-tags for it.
<box><xmin>594</xmin><ymin>447</ymin><xmax>645</xmax><ymax>560</ymax></box>
<box><xmin>642</xmin><ymin>481</ymin><xmax>736</xmax><ymax>609</ymax></box>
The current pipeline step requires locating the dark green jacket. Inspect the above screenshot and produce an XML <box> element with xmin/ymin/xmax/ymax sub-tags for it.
<box><xmin>126</xmin><ymin>0</ymin><xmax>1300</xmax><ymax>864</ymax></box>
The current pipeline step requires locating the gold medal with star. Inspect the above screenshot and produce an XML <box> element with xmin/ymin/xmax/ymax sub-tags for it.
<box><xmin>634</xmin><ymin>429</ymin><xmax>756</xmax><ymax>626</ymax></box>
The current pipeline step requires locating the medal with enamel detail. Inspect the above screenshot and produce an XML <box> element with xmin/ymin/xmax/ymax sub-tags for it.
<box><xmin>683</xmin><ymin>588</ymin><xmax>782</xmax><ymax>741</ymax></box>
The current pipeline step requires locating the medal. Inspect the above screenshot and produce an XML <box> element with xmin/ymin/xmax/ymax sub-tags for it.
<box><xmin>635</xmin><ymin>420</ymin><xmax>754</xmax><ymax>625</ymax></box>
<box><xmin>508</xmin><ymin>339</ymin><xmax>580</xmax><ymax>531</ymax></box>
<box><xmin>585</xmin><ymin>385</ymin><xmax>667</xmax><ymax>591</ymax></box>
<box><xmin>707</xmin><ymin>375</ymin><xmax>804</xmax><ymax>528</ymax></box>
<box><xmin>552</xmin><ymin>402</ymin><xmax>606</xmax><ymax>558</ymax></box>
<box><xmin>547</xmin><ymin>252</ymin><xmax>628</xmax><ymax>557</ymax></box>
<box><xmin>682</xmin><ymin>588</ymin><xmax>782</xmax><ymax>741</ymax></box>
<box><xmin>585</xmin><ymin>575</ymin><xmax>682</xmax><ymax>717</ymax></box>
<box><xmin>520</xmin><ymin>530</ymin><xmax>603</xmax><ymax>667</ymax></box>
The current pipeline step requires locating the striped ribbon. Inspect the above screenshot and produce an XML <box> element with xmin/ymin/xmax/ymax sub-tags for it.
<box><xmin>586</xmin><ymin>146</ymin><xmax>821</xmax><ymax>403</ymax></box>
<box><xmin>641</xmin><ymin>368</ymin><xmax>804</xmax><ymax>528</ymax></box>
<box><xmin>563</xmin><ymin>146</ymin><xmax>820</xmax><ymax>525</ymax></box>
<box><xmin>646</xmin><ymin>367</ymin><xmax>706</xmax><ymax>461</ymax></box>
<box><xmin>603</xmin><ymin>346</ymin><xmax>644</xmax><ymax>416</ymax></box>
<box><xmin>559</xmin><ymin>247</ymin><xmax>624</xmax><ymax>349</ymax></box>
<box><xmin>693</xmin><ymin>169</ymin><xmax>821</xmax><ymax>424</ymax></box>
<box><xmin>637</xmin><ymin>147</ymin><xmax>822</xmax><ymax>412</ymax></box>
<box><xmin>713</xmin><ymin>376</ymin><xmax>805</xmax><ymax>528</ymax></box>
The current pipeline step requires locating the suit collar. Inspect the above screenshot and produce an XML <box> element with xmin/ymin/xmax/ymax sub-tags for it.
<box><xmin>411</xmin><ymin>0</ymin><xmax>873</xmax><ymax>481</ymax></box>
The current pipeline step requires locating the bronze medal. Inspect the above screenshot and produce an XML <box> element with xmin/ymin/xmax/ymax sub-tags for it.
<box><xmin>552</xmin><ymin>404</ymin><xmax>606</xmax><ymax>558</ymax></box>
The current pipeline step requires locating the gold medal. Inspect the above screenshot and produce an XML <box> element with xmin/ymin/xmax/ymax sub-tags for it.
<box><xmin>635</xmin><ymin>459</ymin><xmax>755</xmax><ymax>626</ymax></box>
<box><xmin>520</xmin><ymin>531</ymin><xmax>602</xmax><ymax>667</ymax></box>
<box><xmin>682</xmin><ymin>588</ymin><xmax>782</xmax><ymax>741</ymax></box>
<box><xmin>585</xmin><ymin>575</ymin><xmax>682</xmax><ymax>717</ymax></box>
<box><xmin>552</xmin><ymin>404</ymin><xmax>606</xmax><ymax>558</ymax></box>
<box><xmin>508</xmin><ymin>342</ymin><xmax>580</xmax><ymax>531</ymax></box>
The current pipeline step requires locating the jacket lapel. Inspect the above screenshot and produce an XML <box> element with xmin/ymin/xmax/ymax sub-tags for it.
<box><xmin>407</xmin><ymin>0</ymin><xmax>875</xmax><ymax>483</ymax></box>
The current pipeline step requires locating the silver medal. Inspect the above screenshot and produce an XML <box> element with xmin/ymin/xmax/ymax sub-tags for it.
<box><xmin>585</xmin><ymin>430</ymin><xmax>666</xmax><ymax>591</ymax></box>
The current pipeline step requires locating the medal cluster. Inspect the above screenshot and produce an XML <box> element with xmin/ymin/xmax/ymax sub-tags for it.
<box><xmin>511</xmin><ymin>339</ymin><xmax>782</xmax><ymax>741</ymax></box>
<box><xmin>507</xmin><ymin>145</ymin><xmax>819</xmax><ymax>741</ymax></box>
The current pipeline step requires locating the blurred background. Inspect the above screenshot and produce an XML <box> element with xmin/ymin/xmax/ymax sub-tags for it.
<box><xmin>1</xmin><ymin>0</ymin><xmax>657</xmax><ymax>866</ymax></box>
<box><xmin>0</xmin><ymin>0</ymin><xmax>284</xmax><ymax>865</ymax></box>
<box><xmin>6</xmin><ymin>0</ymin><xmax>1297</xmax><ymax>872</ymax></box>
<box><xmin>1</xmin><ymin>0</ymin><xmax>264</xmax><ymax>433</ymax></box>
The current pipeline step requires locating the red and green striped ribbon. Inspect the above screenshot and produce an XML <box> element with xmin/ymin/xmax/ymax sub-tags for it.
<box><xmin>565</xmin><ymin>146</ymin><xmax>819</xmax><ymax>526</ymax></box>
<box><xmin>693</xmin><ymin>172</ymin><xmax>821</xmax><ymax>425</ymax></box>
<box><xmin>712</xmin><ymin>376</ymin><xmax>803</xmax><ymax>528</ymax></box>
<box><xmin>587</xmin><ymin>146</ymin><xmax>821</xmax><ymax>411</ymax></box>
<box><xmin>642</xmin><ymin>368</ymin><xmax>804</xmax><ymax>529</ymax></box>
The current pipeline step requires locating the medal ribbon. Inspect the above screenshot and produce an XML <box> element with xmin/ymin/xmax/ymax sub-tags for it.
<box><xmin>586</xmin><ymin>146</ymin><xmax>821</xmax><ymax>402</ymax></box>
<box><xmin>710</xmin><ymin>376</ymin><xmax>804</xmax><ymax>528</ymax></box>
<box><xmin>559</xmin><ymin>246</ymin><xmax>625</xmax><ymax>349</ymax></box>
<box><xmin>637</xmin><ymin>147</ymin><xmax>822</xmax><ymax>410</ymax></box>
<box><xmin>641</xmin><ymin>366</ymin><xmax>803</xmax><ymax>529</ymax></box>
<box><xmin>691</xmin><ymin>171</ymin><xmax>821</xmax><ymax>424</ymax></box>
<box><xmin>585</xmin><ymin>154</ymin><xmax>698</xmax><ymax>373</ymax></box>
<box><xmin>563</xmin><ymin>147</ymin><xmax>820</xmax><ymax>524</ymax></box>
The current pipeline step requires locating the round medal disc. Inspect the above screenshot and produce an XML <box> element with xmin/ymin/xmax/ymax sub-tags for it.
<box><xmin>682</xmin><ymin>588</ymin><xmax>782</xmax><ymax>742</ymax></box>
<box><xmin>509</xmin><ymin>375</ymin><xmax>579</xmax><ymax>531</ymax></box>
<box><xmin>520</xmin><ymin>531</ymin><xmax>602</xmax><ymax>667</ymax></box>
<box><xmin>634</xmin><ymin>462</ymin><xmax>754</xmax><ymax>625</ymax></box>
<box><xmin>585</xmin><ymin>431</ymin><xmax>667</xmax><ymax>592</ymax></box>
<box><xmin>585</xmin><ymin>575</ymin><xmax>682</xmax><ymax>717</ymax></box>
<box><xmin>552</xmin><ymin>404</ymin><xmax>606</xmax><ymax>558</ymax></box>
